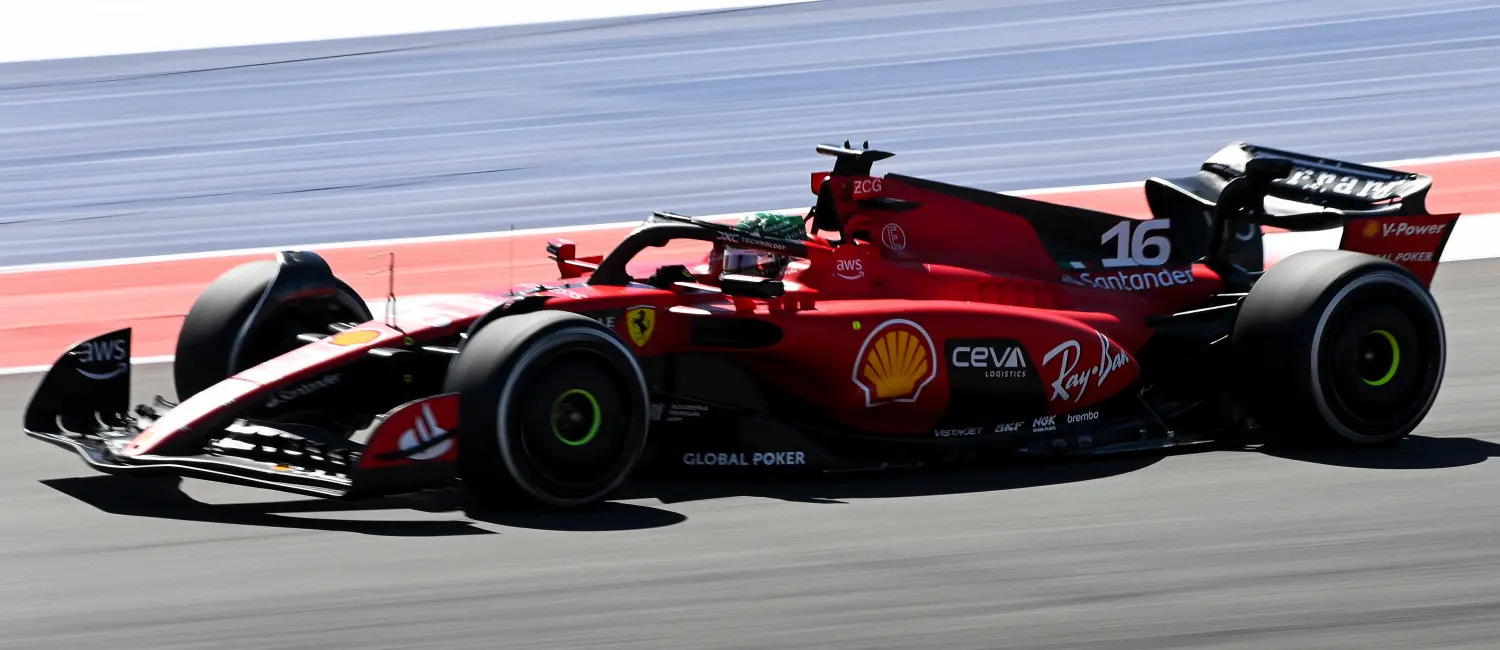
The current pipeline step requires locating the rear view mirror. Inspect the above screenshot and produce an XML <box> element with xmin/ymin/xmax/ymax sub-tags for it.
<box><xmin>719</xmin><ymin>274</ymin><xmax>785</xmax><ymax>299</ymax></box>
<box><xmin>811</xmin><ymin>172</ymin><xmax>830</xmax><ymax>195</ymax></box>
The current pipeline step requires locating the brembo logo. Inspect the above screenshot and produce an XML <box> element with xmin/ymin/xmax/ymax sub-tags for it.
<box><xmin>1066</xmin><ymin>410</ymin><xmax>1099</xmax><ymax>424</ymax></box>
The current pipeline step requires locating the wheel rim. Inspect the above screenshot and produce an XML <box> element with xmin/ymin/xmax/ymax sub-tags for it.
<box><xmin>550</xmin><ymin>389</ymin><xmax>601</xmax><ymax>446</ymax></box>
<box><xmin>511</xmin><ymin>346</ymin><xmax>635</xmax><ymax>488</ymax></box>
<box><xmin>1315</xmin><ymin>275</ymin><xmax>1444</xmax><ymax>440</ymax></box>
<box><xmin>1328</xmin><ymin>306</ymin><xmax>1423</xmax><ymax>416</ymax></box>
<box><xmin>1358</xmin><ymin>329</ymin><xmax>1401</xmax><ymax>387</ymax></box>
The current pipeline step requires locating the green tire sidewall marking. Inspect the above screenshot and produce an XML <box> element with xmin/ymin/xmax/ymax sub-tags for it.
<box><xmin>551</xmin><ymin>388</ymin><xmax>602</xmax><ymax>446</ymax></box>
<box><xmin>1364</xmin><ymin>329</ymin><xmax>1401</xmax><ymax>387</ymax></box>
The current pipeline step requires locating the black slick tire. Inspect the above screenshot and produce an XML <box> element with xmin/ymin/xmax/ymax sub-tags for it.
<box><xmin>173</xmin><ymin>260</ymin><xmax>365</xmax><ymax>401</ymax></box>
<box><xmin>1230</xmin><ymin>249</ymin><xmax>1446</xmax><ymax>447</ymax></box>
<box><xmin>443</xmin><ymin>310</ymin><xmax>650</xmax><ymax>509</ymax></box>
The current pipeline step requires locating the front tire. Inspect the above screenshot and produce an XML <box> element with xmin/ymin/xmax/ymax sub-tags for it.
<box><xmin>1230</xmin><ymin>249</ymin><xmax>1446</xmax><ymax>446</ymax></box>
<box><xmin>173</xmin><ymin>260</ymin><xmax>368</xmax><ymax>401</ymax></box>
<box><xmin>444</xmin><ymin>311</ymin><xmax>650</xmax><ymax>509</ymax></box>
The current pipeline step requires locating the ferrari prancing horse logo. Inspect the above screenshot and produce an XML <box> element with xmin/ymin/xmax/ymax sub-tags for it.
<box><xmin>626</xmin><ymin>306</ymin><xmax>656</xmax><ymax>347</ymax></box>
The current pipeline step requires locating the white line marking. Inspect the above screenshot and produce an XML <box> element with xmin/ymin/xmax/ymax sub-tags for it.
<box><xmin>0</xmin><ymin>1</ymin><xmax>816</xmax><ymax>64</ymax></box>
<box><xmin>3</xmin><ymin>148</ymin><xmax>1497</xmax><ymax>276</ymax></box>
<box><xmin>0</xmin><ymin>210</ymin><xmax>802</xmax><ymax>275</ymax></box>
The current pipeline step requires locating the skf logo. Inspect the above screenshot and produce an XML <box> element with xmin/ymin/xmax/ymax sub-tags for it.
<box><xmin>626</xmin><ymin>305</ymin><xmax>656</xmax><ymax>347</ymax></box>
<box><xmin>852</xmin><ymin>319</ymin><xmax>937</xmax><ymax>407</ymax></box>
<box><xmin>1363</xmin><ymin>221</ymin><xmax>1380</xmax><ymax>238</ymax></box>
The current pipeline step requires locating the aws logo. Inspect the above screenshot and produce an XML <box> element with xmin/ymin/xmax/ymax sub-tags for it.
<box><xmin>834</xmin><ymin>258</ymin><xmax>864</xmax><ymax>280</ymax></box>
<box><xmin>852</xmin><ymin>319</ymin><xmax>937</xmax><ymax>407</ymax></box>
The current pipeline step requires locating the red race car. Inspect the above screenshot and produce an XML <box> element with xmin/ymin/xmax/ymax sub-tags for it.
<box><xmin>24</xmin><ymin>142</ymin><xmax>1457</xmax><ymax>509</ymax></box>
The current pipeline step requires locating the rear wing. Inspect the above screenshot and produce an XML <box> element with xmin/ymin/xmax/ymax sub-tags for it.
<box><xmin>1145</xmin><ymin>141</ymin><xmax>1460</xmax><ymax>287</ymax></box>
<box><xmin>1201</xmin><ymin>142</ymin><xmax>1433</xmax><ymax>214</ymax></box>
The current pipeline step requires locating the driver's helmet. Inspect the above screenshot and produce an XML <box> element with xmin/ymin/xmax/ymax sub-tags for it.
<box><xmin>721</xmin><ymin>212</ymin><xmax>807</xmax><ymax>279</ymax></box>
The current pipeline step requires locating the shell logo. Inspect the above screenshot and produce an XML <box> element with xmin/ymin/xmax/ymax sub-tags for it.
<box><xmin>329</xmin><ymin>328</ymin><xmax>381</xmax><ymax>346</ymax></box>
<box><xmin>1363</xmin><ymin>221</ymin><xmax>1380</xmax><ymax>238</ymax></box>
<box><xmin>852</xmin><ymin>319</ymin><xmax>937</xmax><ymax>407</ymax></box>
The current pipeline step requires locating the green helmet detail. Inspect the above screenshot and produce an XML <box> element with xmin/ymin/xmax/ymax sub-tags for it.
<box><xmin>735</xmin><ymin>212</ymin><xmax>807</xmax><ymax>241</ymax></box>
<box><xmin>723</xmin><ymin>212</ymin><xmax>805</xmax><ymax>278</ymax></box>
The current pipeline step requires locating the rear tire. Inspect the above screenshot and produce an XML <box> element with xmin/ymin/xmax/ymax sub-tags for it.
<box><xmin>444</xmin><ymin>311</ymin><xmax>650</xmax><ymax>509</ymax></box>
<box><xmin>173</xmin><ymin>260</ymin><xmax>367</xmax><ymax>401</ymax></box>
<box><xmin>1230</xmin><ymin>249</ymin><xmax>1446</xmax><ymax>446</ymax></box>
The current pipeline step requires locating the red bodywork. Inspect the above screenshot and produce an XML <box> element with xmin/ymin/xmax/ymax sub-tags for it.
<box><xmin>20</xmin><ymin>141</ymin><xmax>1465</xmax><ymax>508</ymax></box>
<box><xmin>121</xmin><ymin>147</ymin><xmax>1461</xmax><ymax>455</ymax></box>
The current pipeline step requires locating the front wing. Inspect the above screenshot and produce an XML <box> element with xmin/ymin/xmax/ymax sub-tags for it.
<box><xmin>23</xmin><ymin>328</ymin><xmax>462</xmax><ymax>500</ymax></box>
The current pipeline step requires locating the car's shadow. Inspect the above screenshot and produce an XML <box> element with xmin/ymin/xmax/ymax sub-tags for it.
<box><xmin>44</xmin><ymin>436</ymin><xmax>1495</xmax><ymax>537</ymax></box>
<box><xmin>40</xmin><ymin>452</ymin><xmax>1167</xmax><ymax>537</ymax></box>
<box><xmin>1257</xmin><ymin>434</ymin><xmax>1500</xmax><ymax>470</ymax></box>
<box><xmin>625</xmin><ymin>452</ymin><xmax>1167</xmax><ymax>506</ymax></box>
<box><xmin>40</xmin><ymin>475</ymin><xmax>684</xmax><ymax>537</ymax></box>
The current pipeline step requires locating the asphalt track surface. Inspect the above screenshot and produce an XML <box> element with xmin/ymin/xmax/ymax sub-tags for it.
<box><xmin>4</xmin><ymin>0</ymin><xmax>1500</xmax><ymax>265</ymax></box>
<box><xmin>1</xmin><ymin>260</ymin><xmax>1498</xmax><ymax>649</ymax></box>
<box><xmin>5</xmin><ymin>1</ymin><xmax>1500</xmax><ymax>648</ymax></box>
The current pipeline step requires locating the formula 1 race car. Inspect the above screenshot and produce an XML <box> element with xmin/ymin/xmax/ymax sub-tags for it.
<box><xmin>24</xmin><ymin>141</ymin><xmax>1457</xmax><ymax>508</ymax></box>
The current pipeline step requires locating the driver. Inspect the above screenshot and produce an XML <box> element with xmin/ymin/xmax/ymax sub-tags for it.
<box><xmin>720</xmin><ymin>212</ymin><xmax>808</xmax><ymax>280</ymax></box>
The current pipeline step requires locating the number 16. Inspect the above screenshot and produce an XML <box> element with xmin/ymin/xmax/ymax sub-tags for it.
<box><xmin>1101</xmin><ymin>219</ymin><xmax>1170</xmax><ymax>267</ymax></box>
